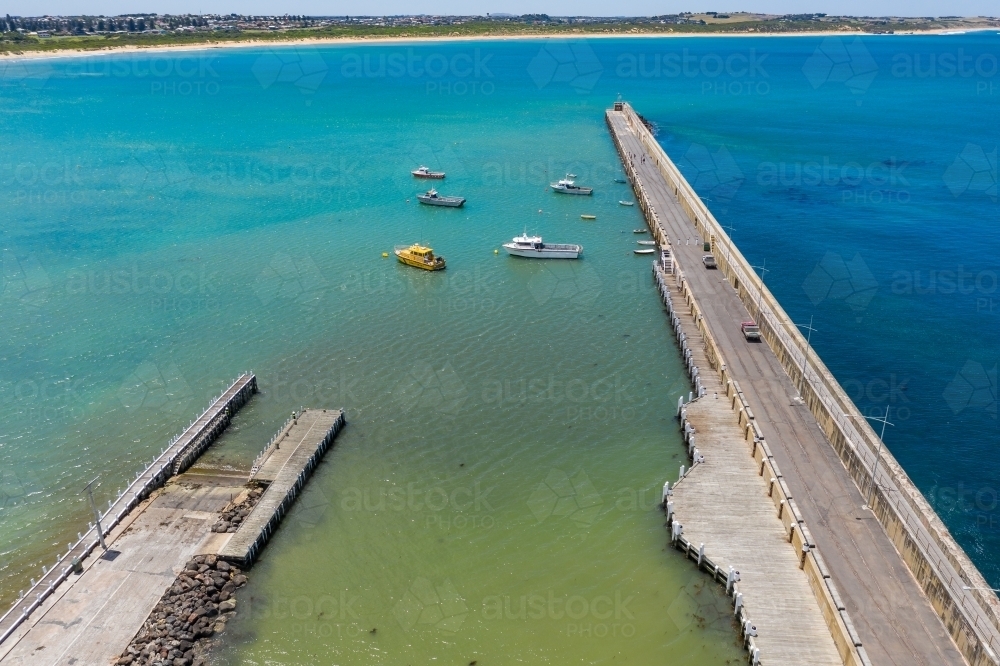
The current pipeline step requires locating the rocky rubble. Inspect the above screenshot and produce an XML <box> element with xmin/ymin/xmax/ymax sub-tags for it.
<box><xmin>211</xmin><ymin>486</ymin><xmax>263</xmax><ymax>533</ymax></box>
<box><xmin>116</xmin><ymin>554</ymin><xmax>247</xmax><ymax>666</ymax></box>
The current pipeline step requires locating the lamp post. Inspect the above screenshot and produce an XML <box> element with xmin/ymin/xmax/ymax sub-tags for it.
<box><xmin>844</xmin><ymin>407</ymin><xmax>894</xmax><ymax>511</ymax></box>
<box><xmin>795</xmin><ymin>316</ymin><xmax>818</xmax><ymax>395</ymax></box>
<box><xmin>749</xmin><ymin>259</ymin><xmax>769</xmax><ymax>322</ymax></box>
<box><xmin>82</xmin><ymin>478</ymin><xmax>108</xmax><ymax>551</ymax></box>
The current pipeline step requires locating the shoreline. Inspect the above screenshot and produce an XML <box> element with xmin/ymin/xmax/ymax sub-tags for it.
<box><xmin>1</xmin><ymin>27</ymin><xmax>992</xmax><ymax>61</ymax></box>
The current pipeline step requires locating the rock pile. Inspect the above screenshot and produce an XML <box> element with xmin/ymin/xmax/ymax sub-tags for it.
<box><xmin>116</xmin><ymin>554</ymin><xmax>247</xmax><ymax>666</ymax></box>
<box><xmin>211</xmin><ymin>486</ymin><xmax>263</xmax><ymax>533</ymax></box>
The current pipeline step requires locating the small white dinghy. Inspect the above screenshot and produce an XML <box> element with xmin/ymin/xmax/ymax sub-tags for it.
<box><xmin>619</xmin><ymin>200</ymin><xmax>635</xmax><ymax>206</ymax></box>
<box><xmin>634</xmin><ymin>248</ymin><xmax>656</xmax><ymax>255</ymax></box>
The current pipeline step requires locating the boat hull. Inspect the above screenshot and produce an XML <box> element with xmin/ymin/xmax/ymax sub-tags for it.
<box><xmin>551</xmin><ymin>185</ymin><xmax>593</xmax><ymax>195</ymax></box>
<box><xmin>503</xmin><ymin>244</ymin><xmax>581</xmax><ymax>259</ymax></box>
<box><xmin>394</xmin><ymin>251</ymin><xmax>446</xmax><ymax>270</ymax></box>
<box><xmin>412</xmin><ymin>172</ymin><xmax>445</xmax><ymax>179</ymax></box>
<box><xmin>417</xmin><ymin>196</ymin><xmax>465</xmax><ymax>207</ymax></box>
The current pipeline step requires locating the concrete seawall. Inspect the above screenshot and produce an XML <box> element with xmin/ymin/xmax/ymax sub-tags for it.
<box><xmin>610</xmin><ymin>101</ymin><xmax>1000</xmax><ymax>665</ymax></box>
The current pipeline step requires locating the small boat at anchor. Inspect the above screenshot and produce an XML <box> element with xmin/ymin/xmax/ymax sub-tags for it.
<box><xmin>633</xmin><ymin>229</ymin><xmax>647</xmax><ymax>234</ymax></box>
<box><xmin>503</xmin><ymin>233</ymin><xmax>582</xmax><ymax>259</ymax></box>
<box><xmin>580</xmin><ymin>214</ymin><xmax>596</xmax><ymax>220</ymax></box>
<box><xmin>614</xmin><ymin>178</ymin><xmax>627</xmax><ymax>184</ymax></box>
<box><xmin>417</xmin><ymin>189</ymin><xmax>465</xmax><ymax>207</ymax></box>
<box><xmin>619</xmin><ymin>200</ymin><xmax>634</xmax><ymax>206</ymax></box>
<box><xmin>551</xmin><ymin>176</ymin><xmax>593</xmax><ymax>196</ymax></box>
<box><xmin>634</xmin><ymin>248</ymin><xmax>656</xmax><ymax>255</ymax></box>
<box><xmin>637</xmin><ymin>240</ymin><xmax>657</xmax><ymax>245</ymax></box>
<box><xmin>412</xmin><ymin>166</ymin><xmax>445</xmax><ymax>179</ymax></box>
<box><xmin>394</xmin><ymin>243</ymin><xmax>446</xmax><ymax>270</ymax></box>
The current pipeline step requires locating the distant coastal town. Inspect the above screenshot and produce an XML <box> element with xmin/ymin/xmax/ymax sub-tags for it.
<box><xmin>2</xmin><ymin>12</ymin><xmax>998</xmax><ymax>54</ymax></box>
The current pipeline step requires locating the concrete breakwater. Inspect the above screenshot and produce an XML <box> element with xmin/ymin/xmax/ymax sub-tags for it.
<box><xmin>0</xmin><ymin>373</ymin><xmax>257</xmax><ymax>647</ymax></box>
<box><xmin>0</xmin><ymin>376</ymin><xmax>345</xmax><ymax>666</ymax></box>
<box><xmin>608</xmin><ymin>100</ymin><xmax>992</xmax><ymax>665</ymax></box>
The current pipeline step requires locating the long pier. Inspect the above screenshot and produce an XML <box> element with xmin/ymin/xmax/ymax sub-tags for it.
<box><xmin>608</xmin><ymin>102</ymin><xmax>1000</xmax><ymax>665</ymax></box>
<box><xmin>0</xmin><ymin>373</ymin><xmax>257</xmax><ymax>646</ymax></box>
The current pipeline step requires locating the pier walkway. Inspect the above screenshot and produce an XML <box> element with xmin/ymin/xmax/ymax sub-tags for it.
<box><xmin>659</xmin><ymin>255</ymin><xmax>843</xmax><ymax>665</ymax></box>
<box><xmin>607</xmin><ymin>104</ymin><xmax>990</xmax><ymax>665</ymax></box>
<box><xmin>0</xmin><ymin>374</ymin><xmax>256</xmax><ymax>646</ymax></box>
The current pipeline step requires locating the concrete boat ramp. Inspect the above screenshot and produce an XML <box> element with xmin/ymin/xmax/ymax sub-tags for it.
<box><xmin>0</xmin><ymin>392</ymin><xmax>344</xmax><ymax>666</ymax></box>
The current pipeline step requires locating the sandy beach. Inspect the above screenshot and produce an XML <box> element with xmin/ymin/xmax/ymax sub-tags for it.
<box><xmin>0</xmin><ymin>26</ymin><xmax>988</xmax><ymax>61</ymax></box>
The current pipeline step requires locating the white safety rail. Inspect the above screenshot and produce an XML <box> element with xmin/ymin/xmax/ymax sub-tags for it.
<box><xmin>0</xmin><ymin>372</ymin><xmax>257</xmax><ymax>646</ymax></box>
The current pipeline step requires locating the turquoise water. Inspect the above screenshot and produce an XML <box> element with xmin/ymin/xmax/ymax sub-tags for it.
<box><xmin>0</xmin><ymin>33</ymin><xmax>996</xmax><ymax>662</ymax></box>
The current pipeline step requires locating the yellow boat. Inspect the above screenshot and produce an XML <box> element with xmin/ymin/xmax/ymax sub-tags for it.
<box><xmin>394</xmin><ymin>243</ymin><xmax>446</xmax><ymax>271</ymax></box>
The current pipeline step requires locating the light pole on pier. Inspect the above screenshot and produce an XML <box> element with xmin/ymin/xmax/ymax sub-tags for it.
<box><xmin>795</xmin><ymin>315</ymin><xmax>818</xmax><ymax>395</ymax></box>
<box><xmin>717</xmin><ymin>223</ymin><xmax>736</xmax><ymax>271</ymax></box>
<box><xmin>749</xmin><ymin>259</ymin><xmax>769</xmax><ymax>322</ymax></box>
<box><xmin>845</xmin><ymin>407</ymin><xmax>894</xmax><ymax>512</ymax></box>
<box><xmin>82</xmin><ymin>478</ymin><xmax>108</xmax><ymax>551</ymax></box>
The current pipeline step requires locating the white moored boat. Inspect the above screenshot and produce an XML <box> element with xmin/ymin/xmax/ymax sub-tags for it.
<box><xmin>503</xmin><ymin>233</ymin><xmax>582</xmax><ymax>259</ymax></box>
<box><xmin>412</xmin><ymin>165</ymin><xmax>445</xmax><ymax>179</ymax></box>
<box><xmin>550</xmin><ymin>176</ymin><xmax>593</xmax><ymax>195</ymax></box>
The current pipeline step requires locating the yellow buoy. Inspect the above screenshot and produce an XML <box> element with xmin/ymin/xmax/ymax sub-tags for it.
<box><xmin>382</xmin><ymin>252</ymin><xmax>389</xmax><ymax>258</ymax></box>
<box><xmin>494</xmin><ymin>249</ymin><xmax>499</xmax><ymax>254</ymax></box>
